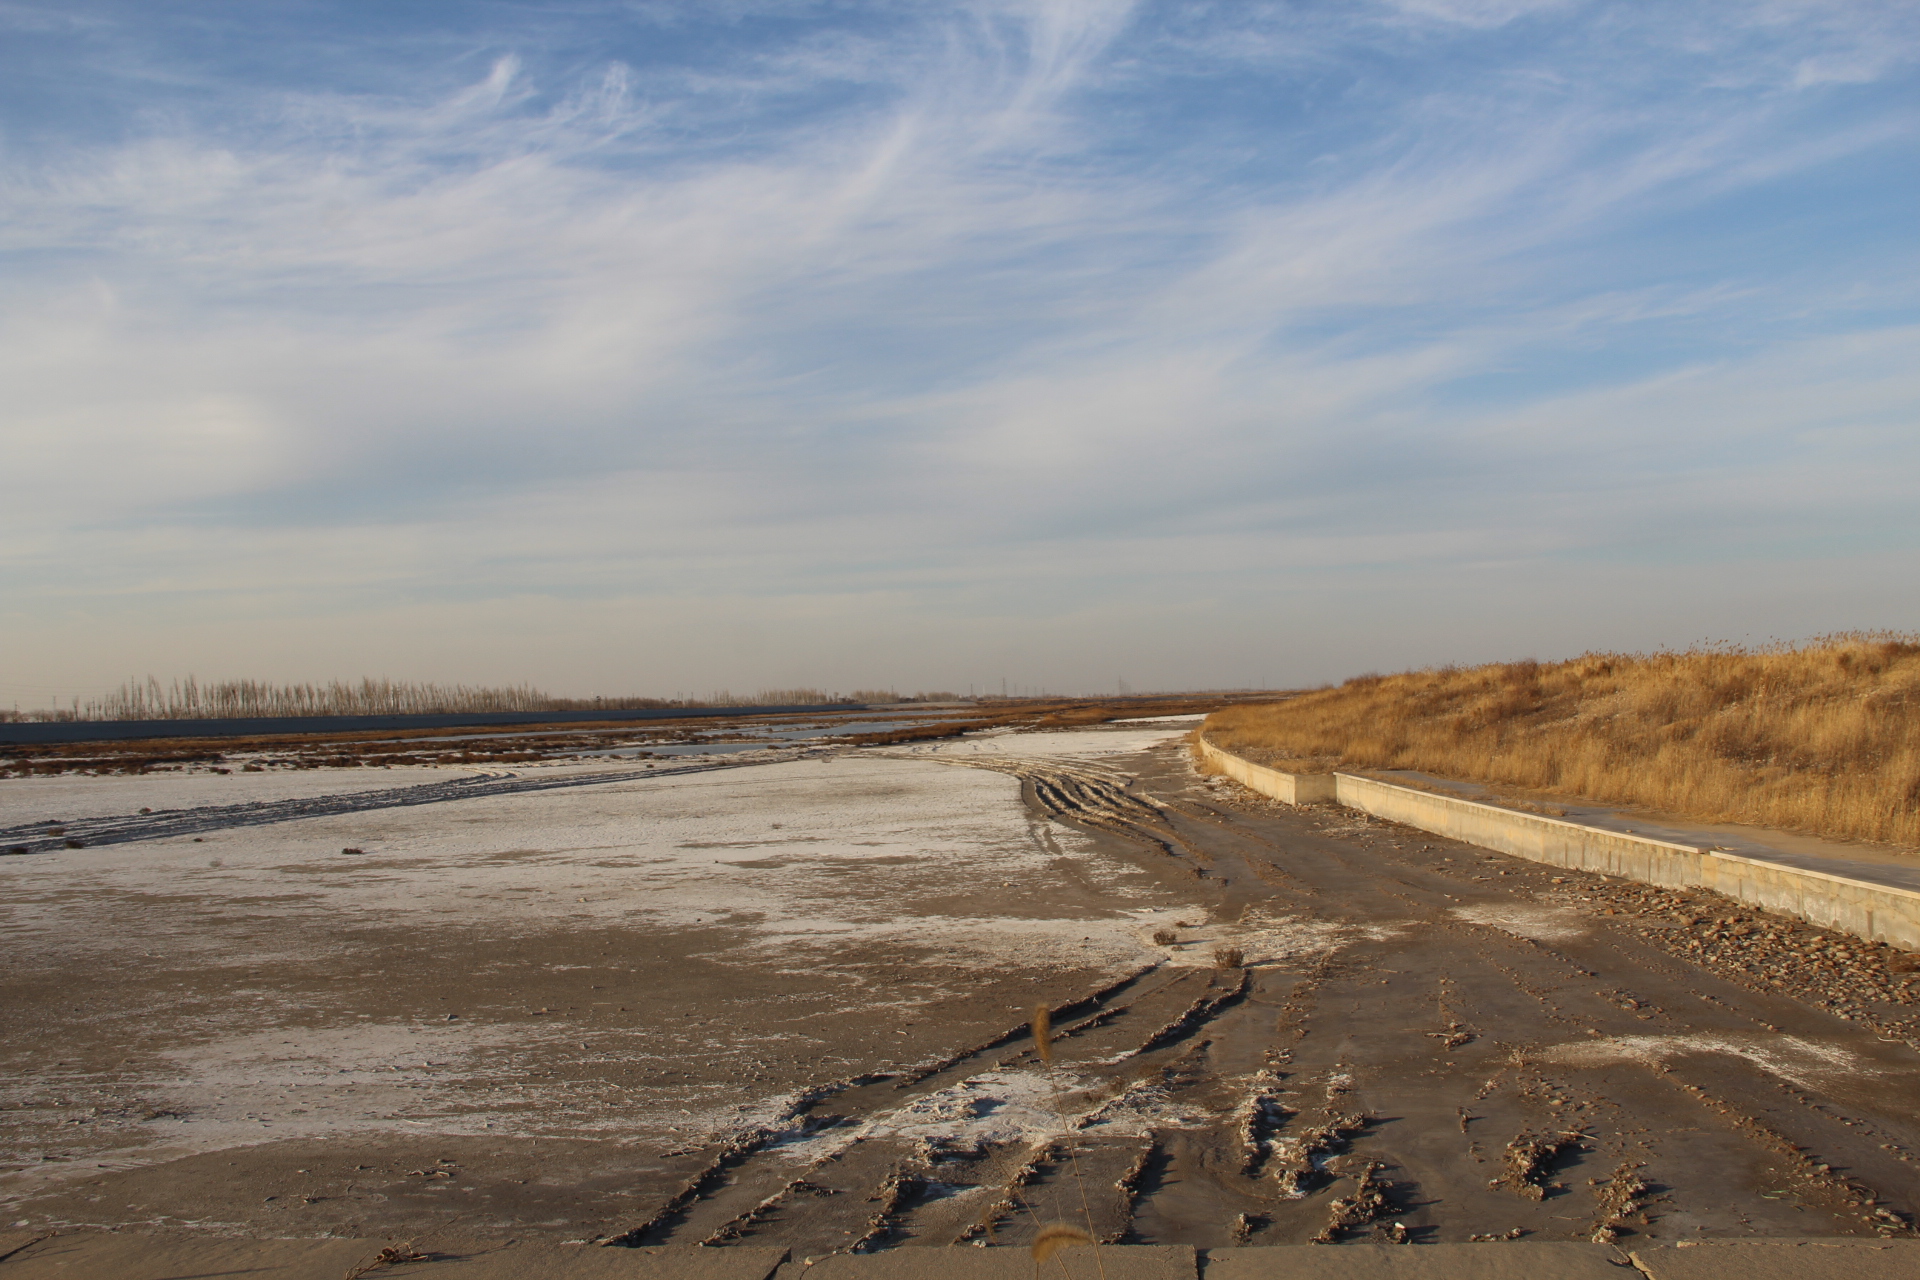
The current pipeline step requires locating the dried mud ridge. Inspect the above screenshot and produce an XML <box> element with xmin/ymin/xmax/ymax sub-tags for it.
<box><xmin>591</xmin><ymin>749</ymin><xmax>1920</xmax><ymax>1253</ymax></box>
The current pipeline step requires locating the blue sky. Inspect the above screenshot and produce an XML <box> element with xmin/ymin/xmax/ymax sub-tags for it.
<box><xmin>2</xmin><ymin>0</ymin><xmax>1917</xmax><ymax>702</ymax></box>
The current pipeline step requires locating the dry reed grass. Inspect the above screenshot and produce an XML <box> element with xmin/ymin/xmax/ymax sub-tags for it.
<box><xmin>1203</xmin><ymin>633</ymin><xmax>1920</xmax><ymax>848</ymax></box>
<box><xmin>342</xmin><ymin>1241</ymin><xmax>432</xmax><ymax>1277</ymax></box>
<box><xmin>1024</xmin><ymin>1003</ymin><xmax>1108</xmax><ymax>1275</ymax></box>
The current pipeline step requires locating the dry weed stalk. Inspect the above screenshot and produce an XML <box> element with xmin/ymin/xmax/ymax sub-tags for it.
<box><xmin>343</xmin><ymin>1242</ymin><xmax>432</xmax><ymax>1277</ymax></box>
<box><xmin>1028</xmin><ymin>1004</ymin><xmax>1106</xmax><ymax>1279</ymax></box>
<box><xmin>1030</xmin><ymin>1004</ymin><xmax>1054</xmax><ymax>1068</ymax></box>
<box><xmin>1203</xmin><ymin>633</ymin><xmax>1920</xmax><ymax>847</ymax></box>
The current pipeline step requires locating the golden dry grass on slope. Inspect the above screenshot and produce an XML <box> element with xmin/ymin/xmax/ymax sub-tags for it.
<box><xmin>1202</xmin><ymin>633</ymin><xmax>1920</xmax><ymax>848</ymax></box>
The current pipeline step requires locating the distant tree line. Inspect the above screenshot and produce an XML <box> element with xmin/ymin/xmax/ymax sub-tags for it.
<box><xmin>1</xmin><ymin>676</ymin><xmax>967</xmax><ymax>722</ymax></box>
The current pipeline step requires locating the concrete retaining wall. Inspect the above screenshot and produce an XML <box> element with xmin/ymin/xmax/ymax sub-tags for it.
<box><xmin>1196</xmin><ymin>736</ymin><xmax>1337</xmax><ymax>804</ymax></box>
<box><xmin>1329</xmin><ymin>772</ymin><xmax>1710</xmax><ymax>888</ymax></box>
<box><xmin>1195</xmin><ymin>734</ymin><xmax>1920</xmax><ymax>951</ymax></box>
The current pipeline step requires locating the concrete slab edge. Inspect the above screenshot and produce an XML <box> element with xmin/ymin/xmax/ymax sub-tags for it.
<box><xmin>12</xmin><ymin>1237</ymin><xmax>1919</xmax><ymax>1278</ymax></box>
<box><xmin>1195</xmin><ymin>734</ymin><xmax>1920</xmax><ymax>952</ymax></box>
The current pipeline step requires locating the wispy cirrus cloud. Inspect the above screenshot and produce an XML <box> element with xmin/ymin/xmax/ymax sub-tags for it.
<box><xmin>0</xmin><ymin>0</ymin><xmax>1916</xmax><ymax>697</ymax></box>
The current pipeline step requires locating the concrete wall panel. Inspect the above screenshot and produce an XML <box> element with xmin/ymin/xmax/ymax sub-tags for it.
<box><xmin>1194</xmin><ymin>736</ymin><xmax>1336</xmax><ymax>804</ymax></box>
<box><xmin>1196</xmin><ymin>736</ymin><xmax>1920</xmax><ymax>952</ymax></box>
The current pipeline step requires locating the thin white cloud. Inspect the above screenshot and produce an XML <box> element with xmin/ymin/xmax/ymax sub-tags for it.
<box><xmin>0</xmin><ymin>0</ymin><xmax>1915</xmax><ymax>692</ymax></box>
<box><xmin>1379</xmin><ymin>0</ymin><xmax>1572</xmax><ymax>29</ymax></box>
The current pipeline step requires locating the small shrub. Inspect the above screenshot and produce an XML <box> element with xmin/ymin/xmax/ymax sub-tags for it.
<box><xmin>1213</xmin><ymin>945</ymin><xmax>1245</xmax><ymax>969</ymax></box>
<box><xmin>1152</xmin><ymin>928</ymin><xmax>1178</xmax><ymax>946</ymax></box>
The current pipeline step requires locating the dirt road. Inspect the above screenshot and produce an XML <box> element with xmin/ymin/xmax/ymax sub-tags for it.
<box><xmin>3</xmin><ymin>731</ymin><xmax>1916</xmax><ymax>1250</ymax></box>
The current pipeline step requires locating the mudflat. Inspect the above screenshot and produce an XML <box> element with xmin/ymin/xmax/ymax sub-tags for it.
<box><xmin>0</xmin><ymin>726</ymin><xmax>1207</xmax><ymax>1244</ymax></box>
<box><xmin>2</xmin><ymin>719</ymin><xmax>1917</xmax><ymax>1252</ymax></box>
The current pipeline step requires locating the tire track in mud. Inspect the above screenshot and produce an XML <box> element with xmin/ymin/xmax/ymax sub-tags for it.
<box><xmin>885</xmin><ymin>752</ymin><xmax>1209</xmax><ymax>874</ymax></box>
<box><xmin>612</xmin><ymin>960</ymin><xmax>1249</xmax><ymax>1252</ymax></box>
<box><xmin>600</xmin><ymin>745</ymin><xmax>1920</xmax><ymax>1252</ymax></box>
<box><xmin>615</xmin><ymin>970</ymin><xmax>1189</xmax><ymax>1249</ymax></box>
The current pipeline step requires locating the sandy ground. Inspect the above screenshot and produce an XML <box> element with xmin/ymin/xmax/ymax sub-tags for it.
<box><xmin>4</xmin><ymin>722</ymin><xmax>1919</xmax><ymax>1252</ymax></box>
